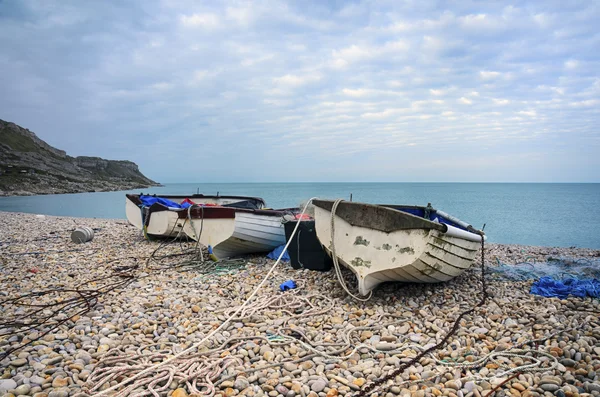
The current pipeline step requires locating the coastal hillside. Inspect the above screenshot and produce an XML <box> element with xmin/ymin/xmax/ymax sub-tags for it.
<box><xmin>0</xmin><ymin>119</ymin><xmax>158</xmax><ymax>196</ymax></box>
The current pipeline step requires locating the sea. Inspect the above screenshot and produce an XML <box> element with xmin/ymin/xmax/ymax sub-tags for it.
<box><xmin>0</xmin><ymin>183</ymin><xmax>599</xmax><ymax>249</ymax></box>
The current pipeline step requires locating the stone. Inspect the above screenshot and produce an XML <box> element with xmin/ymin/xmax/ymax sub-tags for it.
<box><xmin>263</xmin><ymin>351</ymin><xmax>275</xmax><ymax>361</ymax></box>
<box><xmin>445</xmin><ymin>381</ymin><xmax>460</xmax><ymax>390</ymax></box>
<box><xmin>560</xmin><ymin>359</ymin><xmax>577</xmax><ymax>368</ymax></box>
<box><xmin>464</xmin><ymin>382</ymin><xmax>476</xmax><ymax>393</ymax></box>
<box><xmin>14</xmin><ymin>385</ymin><xmax>31</xmax><ymax>395</ymax></box>
<box><xmin>512</xmin><ymin>383</ymin><xmax>526</xmax><ymax>392</ymax></box>
<box><xmin>326</xmin><ymin>389</ymin><xmax>338</xmax><ymax>397</ymax></box>
<box><xmin>311</xmin><ymin>379</ymin><xmax>327</xmax><ymax>393</ymax></box>
<box><xmin>234</xmin><ymin>377</ymin><xmax>250</xmax><ymax>391</ymax></box>
<box><xmin>283</xmin><ymin>363</ymin><xmax>298</xmax><ymax>372</ymax></box>
<box><xmin>48</xmin><ymin>388</ymin><xmax>69</xmax><ymax>397</ymax></box>
<box><xmin>353</xmin><ymin>378</ymin><xmax>366</xmax><ymax>387</ymax></box>
<box><xmin>540</xmin><ymin>385</ymin><xmax>560</xmax><ymax>392</ymax></box>
<box><xmin>172</xmin><ymin>388</ymin><xmax>188</xmax><ymax>397</ymax></box>
<box><xmin>331</xmin><ymin>317</ymin><xmax>343</xmax><ymax>324</ymax></box>
<box><xmin>51</xmin><ymin>377</ymin><xmax>69</xmax><ymax>388</ymax></box>
<box><xmin>224</xmin><ymin>388</ymin><xmax>235</xmax><ymax>397</ymax></box>
<box><xmin>0</xmin><ymin>380</ymin><xmax>18</xmax><ymax>393</ymax></box>
<box><xmin>192</xmin><ymin>306</ymin><xmax>200</xmax><ymax>313</ymax></box>
<box><xmin>29</xmin><ymin>377</ymin><xmax>45</xmax><ymax>386</ymax></box>
<box><xmin>10</xmin><ymin>359</ymin><xmax>27</xmax><ymax>367</ymax></box>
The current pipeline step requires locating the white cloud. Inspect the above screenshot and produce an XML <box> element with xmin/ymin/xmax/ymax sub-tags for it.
<box><xmin>272</xmin><ymin>74</ymin><xmax>321</xmax><ymax>90</ymax></box>
<box><xmin>518</xmin><ymin>110</ymin><xmax>537</xmax><ymax>117</ymax></box>
<box><xmin>564</xmin><ymin>60</ymin><xmax>579</xmax><ymax>70</ymax></box>
<box><xmin>569</xmin><ymin>99</ymin><xmax>598</xmax><ymax>107</ymax></box>
<box><xmin>225</xmin><ymin>6</ymin><xmax>254</xmax><ymax>26</ymax></box>
<box><xmin>2</xmin><ymin>0</ymin><xmax>599</xmax><ymax>183</ymax></box>
<box><xmin>342</xmin><ymin>88</ymin><xmax>369</xmax><ymax>97</ymax></box>
<box><xmin>480</xmin><ymin>71</ymin><xmax>501</xmax><ymax>80</ymax></box>
<box><xmin>330</xmin><ymin>40</ymin><xmax>409</xmax><ymax>69</ymax></box>
<box><xmin>180</xmin><ymin>13</ymin><xmax>220</xmax><ymax>29</ymax></box>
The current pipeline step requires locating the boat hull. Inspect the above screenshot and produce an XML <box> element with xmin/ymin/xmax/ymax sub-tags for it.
<box><xmin>313</xmin><ymin>200</ymin><xmax>482</xmax><ymax>295</ymax></box>
<box><xmin>125</xmin><ymin>194</ymin><xmax>265</xmax><ymax>238</ymax></box>
<box><xmin>184</xmin><ymin>208</ymin><xmax>292</xmax><ymax>259</ymax></box>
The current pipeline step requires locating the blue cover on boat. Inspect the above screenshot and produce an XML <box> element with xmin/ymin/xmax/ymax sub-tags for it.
<box><xmin>139</xmin><ymin>195</ymin><xmax>191</xmax><ymax>209</ymax></box>
<box><xmin>530</xmin><ymin>276</ymin><xmax>600</xmax><ymax>299</ymax></box>
<box><xmin>267</xmin><ymin>244</ymin><xmax>290</xmax><ymax>262</ymax></box>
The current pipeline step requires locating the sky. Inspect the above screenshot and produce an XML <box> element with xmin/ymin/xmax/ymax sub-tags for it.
<box><xmin>0</xmin><ymin>0</ymin><xmax>599</xmax><ymax>183</ymax></box>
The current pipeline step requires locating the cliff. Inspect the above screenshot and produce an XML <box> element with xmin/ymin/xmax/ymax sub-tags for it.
<box><xmin>0</xmin><ymin>119</ymin><xmax>159</xmax><ymax>196</ymax></box>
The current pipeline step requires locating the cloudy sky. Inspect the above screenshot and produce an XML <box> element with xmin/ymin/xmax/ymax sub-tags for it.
<box><xmin>1</xmin><ymin>1</ymin><xmax>599</xmax><ymax>182</ymax></box>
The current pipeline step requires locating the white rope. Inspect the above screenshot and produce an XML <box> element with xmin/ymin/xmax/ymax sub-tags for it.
<box><xmin>330</xmin><ymin>199</ymin><xmax>373</xmax><ymax>301</ymax></box>
<box><xmin>94</xmin><ymin>198</ymin><xmax>318</xmax><ymax>396</ymax></box>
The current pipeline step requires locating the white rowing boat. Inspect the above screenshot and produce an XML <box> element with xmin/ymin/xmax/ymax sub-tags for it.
<box><xmin>312</xmin><ymin>199</ymin><xmax>485</xmax><ymax>296</ymax></box>
<box><xmin>182</xmin><ymin>206</ymin><xmax>299</xmax><ymax>259</ymax></box>
<box><xmin>125</xmin><ymin>193</ymin><xmax>265</xmax><ymax>238</ymax></box>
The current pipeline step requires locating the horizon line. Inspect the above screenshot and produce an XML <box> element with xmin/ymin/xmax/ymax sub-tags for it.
<box><xmin>155</xmin><ymin>181</ymin><xmax>600</xmax><ymax>184</ymax></box>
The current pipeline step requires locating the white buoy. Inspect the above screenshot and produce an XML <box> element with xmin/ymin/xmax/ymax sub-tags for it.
<box><xmin>71</xmin><ymin>227</ymin><xmax>94</xmax><ymax>243</ymax></box>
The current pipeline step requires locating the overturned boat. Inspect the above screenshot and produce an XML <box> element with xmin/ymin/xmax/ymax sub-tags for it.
<box><xmin>312</xmin><ymin>199</ymin><xmax>485</xmax><ymax>296</ymax></box>
<box><xmin>182</xmin><ymin>206</ymin><xmax>301</xmax><ymax>259</ymax></box>
<box><xmin>125</xmin><ymin>194</ymin><xmax>266</xmax><ymax>238</ymax></box>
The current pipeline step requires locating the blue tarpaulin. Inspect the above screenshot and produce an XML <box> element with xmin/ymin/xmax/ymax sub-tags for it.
<box><xmin>139</xmin><ymin>196</ymin><xmax>191</xmax><ymax>209</ymax></box>
<box><xmin>280</xmin><ymin>280</ymin><xmax>297</xmax><ymax>291</ymax></box>
<box><xmin>530</xmin><ymin>276</ymin><xmax>600</xmax><ymax>299</ymax></box>
<box><xmin>267</xmin><ymin>245</ymin><xmax>290</xmax><ymax>262</ymax></box>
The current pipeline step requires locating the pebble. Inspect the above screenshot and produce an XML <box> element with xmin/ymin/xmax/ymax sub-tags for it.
<box><xmin>311</xmin><ymin>379</ymin><xmax>327</xmax><ymax>393</ymax></box>
<box><xmin>172</xmin><ymin>389</ymin><xmax>188</xmax><ymax>397</ymax></box>
<box><xmin>541</xmin><ymin>385</ymin><xmax>560</xmax><ymax>392</ymax></box>
<box><xmin>0</xmin><ymin>380</ymin><xmax>17</xmax><ymax>393</ymax></box>
<box><xmin>234</xmin><ymin>377</ymin><xmax>250</xmax><ymax>390</ymax></box>
<box><xmin>560</xmin><ymin>359</ymin><xmax>577</xmax><ymax>368</ymax></box>
<box><xmin>0</xmin><ymin>214</ymin><xmax>599</xmax><ymax>397</ymax></box>
<box><xmin>10</xmin><ymin>359</ymin><xmax>27</xmax><ymax>367</ymax></box>
<box><xmin>48</xmin><ymin>388</ymin><xmax>69</xmax><ymax>397</ymax></box>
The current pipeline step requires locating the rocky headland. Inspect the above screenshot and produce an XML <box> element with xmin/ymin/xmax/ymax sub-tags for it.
<box><xmin>0</xmin><ymin>119</ymin><xmax>158</xmax><ymax>196</ymax></box>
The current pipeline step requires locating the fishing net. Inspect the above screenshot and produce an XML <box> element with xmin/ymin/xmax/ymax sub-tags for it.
<box><xmin>487</xmin><ymin>257</ymin><xmax>600</xmax><ymax>281</ymax></box>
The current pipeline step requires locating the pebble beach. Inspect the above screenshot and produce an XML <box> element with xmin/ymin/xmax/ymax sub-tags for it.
<box><xmin>1</xmin><ymin>212</ymin><xmax>599</xmax><ymax>397</ymax></box>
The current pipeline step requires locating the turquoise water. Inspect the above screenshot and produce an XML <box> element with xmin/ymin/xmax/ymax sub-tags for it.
<box><xmin>0</xmin><ymin>183</ymin><xmax>599</xmax><ymax>249</ymax></box>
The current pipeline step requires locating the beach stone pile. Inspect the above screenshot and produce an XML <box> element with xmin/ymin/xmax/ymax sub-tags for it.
<box><xmin>0</xmin><ymin>211</ymin><xmax>599</xmax><ymax>397</ymax></box>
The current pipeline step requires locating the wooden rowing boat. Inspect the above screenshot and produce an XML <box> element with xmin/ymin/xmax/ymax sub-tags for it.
<box><xmin>125</xmin><ymin>193</ymin><xmax>265</xmax><ymax>238</ymax></box>
<box><xmin>182</xmin><ymin>206</ymin><xmax>299</xmax><ymax>259</ymax></box>
<box><xmin>312</xmin><ymin>199</ymin><xmax>485</xmax><ymax>296</ymax></box>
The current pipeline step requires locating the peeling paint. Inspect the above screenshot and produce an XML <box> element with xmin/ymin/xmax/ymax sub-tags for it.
<box><xmin>397</xmin><ymin>246</ymin><xmax>415</xmax><ymax>254</ymax></box>
<box><xmin>374</xmin><ymin>246</ymin><xmax>381</xmax><ymax>250</ymax></box>
<box><xmin>351</xmin><ymin>257</ymin><xmax>372</xmax><ymax>268</ymax></box>
<box><xmin>392</xmin><ymin>257</ymin><xmax>396</xmax><ymax>262</ymax></box>
<box><xmin>354</xmin><ymin>236</ymin><xmax>370</xmax><ymax>246</ymax></box>
<box><xmin>382</xmin><ymin>243</ymin><xmax>392</xmax><ymax>251</ymax></box>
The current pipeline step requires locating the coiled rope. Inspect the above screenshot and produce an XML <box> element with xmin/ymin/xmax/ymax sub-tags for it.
<box><xmin>90</xmin><ymin>197</ymin><xmax>318</xmax><ymax>397</ymax></box>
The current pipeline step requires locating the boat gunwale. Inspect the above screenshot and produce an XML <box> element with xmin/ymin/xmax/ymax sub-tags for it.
<box><xmin>313</xmin><ymin>199</ymin><xmax>484</xmax><ymax>237</ymax></box>
<box><xmin>125</xmin><ymin>193</ymin><xmax>266</xmax><ymax>208</ymax></box>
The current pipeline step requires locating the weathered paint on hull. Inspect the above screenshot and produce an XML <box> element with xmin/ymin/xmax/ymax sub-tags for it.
<box><xmin>313</xmin><ymin>206</ymin><xmax>480</xmax><ymax>295</ymax></box>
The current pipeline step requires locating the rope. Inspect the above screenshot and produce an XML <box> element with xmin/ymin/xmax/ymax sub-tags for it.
<box><xmin>356</xmin><ymin>233</ymin><xmax>488</xmax><ymax>397</ymax></box>
<box><xmin>330</xmin><ymin>199</ymin><xmax>372</xmax><ymax>301</ymax></box>
<box><xmin>91</xmin><ymin>197</ymin><xmax>318</xmax><ymax>397</ymax></box>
